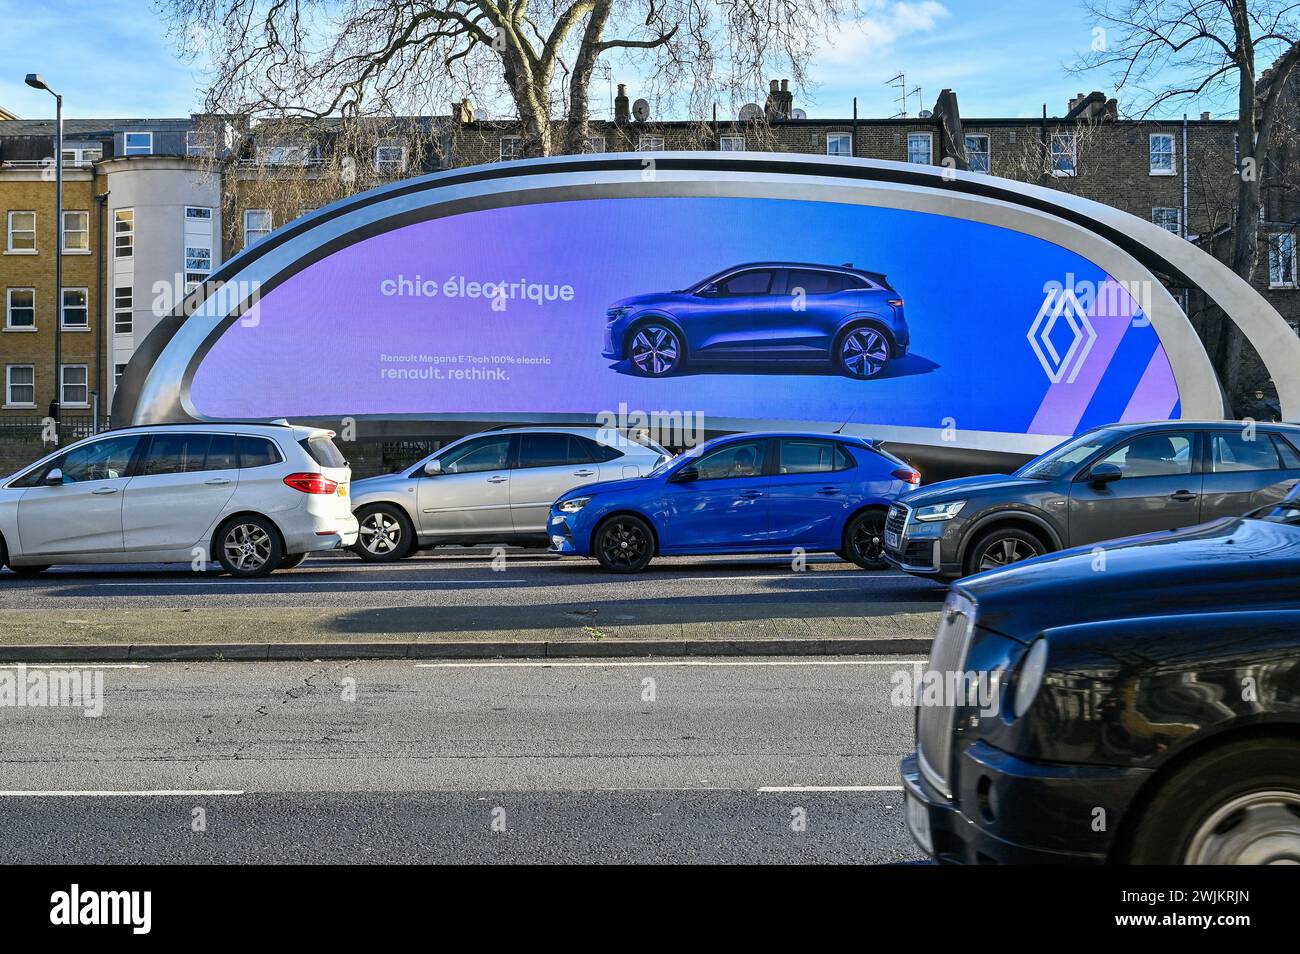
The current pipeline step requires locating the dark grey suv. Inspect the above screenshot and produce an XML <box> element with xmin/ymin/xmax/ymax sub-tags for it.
<box><xmin>884</xmin><ymin>421</ymin><xmax>1300</xmax><ymax>581</ymax></box>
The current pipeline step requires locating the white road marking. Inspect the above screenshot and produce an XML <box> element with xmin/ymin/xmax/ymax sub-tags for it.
<box><xmin>0</xmin><ymin>790</ymin><xmax>244</xmax><ymax>797</ymax></box>
<box><xmin>96</xmin><ymin>579</ymin><xmax>527</xmax><ymax>587</ymax></box>
<box><xmin>416</xmin><ymin>658</ymin><xmax>923</xmax><ymax>669</ymax></box>
<box><xmin>758</xmin><ymin>785</ymin><xmax>904</xmax><ymax>793</ymax></box>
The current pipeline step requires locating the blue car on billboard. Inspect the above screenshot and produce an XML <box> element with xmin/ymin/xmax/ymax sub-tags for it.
<box><xmin>548</xmin><ymin>432</ymin><xmax>921</xmax><ymax>571</ymax></box>
<box><xmin>601</xmin><ymin>262</ymin><xmax>910</xmax><ymax>379</ymax></box>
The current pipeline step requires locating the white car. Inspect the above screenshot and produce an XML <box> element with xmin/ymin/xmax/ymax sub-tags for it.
<box><xmin>0</xmin><ymin>422</ymin><xmax>358</xmax><ymax>578</ymax></box>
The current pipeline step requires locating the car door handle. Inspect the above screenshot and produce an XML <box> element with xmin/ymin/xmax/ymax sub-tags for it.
<box><xmin>91</xmin><ymin>486</ymin><xmax>119</xmax><ymax>495</ymax></box>
<box><xmin>204</xmin><ymin>478</ymin><xmax>232</xmax><ymax>486</ymax></box>
<box><xmin>573</xmin><ymin>469</ymin><xmax>597</xmax><ymax>477</ymax></box>
<box><xmin>486</xmin><ymin>475</ymin><xmax>508</xmax><ymax>484</ymax></box>
<box><xmin>817</xmin><ymin>486</ymin><xmax>842</xmax><ymax>495</ymax></box>
<box><xmin>1170</xmin><ymin>490</ymin><xmax>1197</xmax><ymax>501</ymax></box>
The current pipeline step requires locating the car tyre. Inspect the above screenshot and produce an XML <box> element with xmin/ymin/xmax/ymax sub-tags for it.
<box><xmin>279</xmin><ymin>552</ymin><xmax>310</xmax><ymax>570</ymax></box>
<box><xmin>963</xmin><ymin>526</ymin><xmax>1047</xmax><ymax>577</ymax></box>
<box><xmin>215</xmin><ymin>515</ymin><xmax>283</xmax><ymax>579</ymax></box>
<box><xmin>843</xmin><ymin>509</ymin><xmax>889</xmax><ymax>569</ymax></box>
<box><xmin>835</xmin><ymin>325</ymin><xmax>891</xmax><ymax>379</ymax></box>
<box><xmin>1123</xmin><ymin>739</ymin><xmax>1300</xmax><ymax>864</ymax></box>
<box><xmin>627</xmin><ymin>322</ymin><xmax>683</xmax><ymax>377</ymax></box>
<box><xmin>593</xmin><ymin>515</ymin><xmax>655</xmax><ymax>572</ymax></box>
<box><xmin>353</xmin><ymin>504</ymin><xmax>416</xmax><ymax>562</ymax></box>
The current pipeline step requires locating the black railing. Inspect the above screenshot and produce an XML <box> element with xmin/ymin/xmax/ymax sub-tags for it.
<box><xmin>0</xmin><ymin>416</ymin><xmax>112</xmax><ymax>443</ymax></box>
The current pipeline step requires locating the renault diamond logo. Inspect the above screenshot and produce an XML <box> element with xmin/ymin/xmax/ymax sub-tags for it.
<box><xmin>1028</xmin><ymin>287</ymin><xmax>1097</xmax><ymax>384</ymax></box>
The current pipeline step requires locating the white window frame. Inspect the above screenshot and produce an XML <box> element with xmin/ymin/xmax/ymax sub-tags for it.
<box><xmin>1051</xmin><ymin>133</ymin><xmax>1078</xmax><ymax>177</ymax></box>
<box><xmin>61</xmin><ymin>287</ymin><xmax>89</xmax><ymax>329</ymax></box>
<box><xmin>60</xmin><ymin>364</ymin><xmax>89</xmax><ymax>408</ymax></box>
<box><xmin>1151</xmin><ymin>207</ymin><xmax>1182</xmax><ymax>235</ymax></box>
<box><xmin>637</xmin><ymin>135</ymin><xmax>665</xmax><ymax>152</ymax></box>
<box><xmin>123</xmin><ymin>131</ymin><xmax>153</xmax><ymax>156</ymax></box>
<box><xmin>965</xmin><ymin>134</ymin><xmax>990</xmax><ymax>173</ymax></box>
<box><xmin>113</xmin><ymin>363</ymin><xmax>127</xmax><ymax>390</ymax></box>
<box><xmin>185</xmin><ymin>245</ymin><xmax>212</xmax><ymax>288</ymax></box>
<box><xmin>5</xmin><ymin>288</ymin><xmax>35</xmax><ymax>330</ymax></box>
<box><xmin>184</xmin><ymin>206</ymin><xmax>213</xmax><ymax>221</ymax></box>
<box><xmin>243</xmin><ymin>209</ymin><xmax>272</xmax><ymax>247</ymax></box>
<box><xmin>1149</xmin><ymin>133</ymin><xmax>1176</xmax><ymax>175</ymax></box>
<box><xmin>7</xmin><ymin>210</ymin><xmax>36</xmax><ymax>253</ymax></box>
<box><xmin>186</xmin><ymin>129</ymin><xmax>217</xmax><ymax>158</ymax></box>
<box><xmin>825</xmin><ymin>133</ymin><xmax>852</xmax><ymax>157</ymax></box>
<box><xmin>114</xmin><ymin>209</ymin><xmax>134</xmax><ymax>259</ymax></box>
<box><xmin>374</xmin><ymin>144</ymin><xmax>408</xmax><ymax>174</ymax></box>
<box><xmin>5</xmin><ymin>364</ymin><xmax>35</xmax><ymax>407</ymax></box>
<box><xmin>582</xmin><ymin>136</ymin><xmax>606</xmax><ymax>154</ymax></box>
<box><xmin>113</xmin><ymin>285</ymin><xmax>133</xmax><ymax>336</ymax></box>
<box><xmin>499</xmin><ymin>136</ymin><xmax>523</xmax><ymax>161</ymax></box>
<box><xmin>1269</xmin><ymin>232</ymin><xmax>1297</xmax><ymax>289</ymax></box>
<box><xmin>62</xmin><ymin>210</ymin><xmax>90</xmax><ymax>253</ymax></box>
<box><xmin>907</xmin><ymin>132</ymin><xmax>933</xmax><ymax>165</ymax></box>
<box><xmin>719</xmin><ymin>135</ymin><xmax>746</xmax><ymax>152</ymax></box>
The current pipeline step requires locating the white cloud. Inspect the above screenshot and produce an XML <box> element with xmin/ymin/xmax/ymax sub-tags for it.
<box><xmin>819</xmin><ymin>1</ymin><xmax>950</xmax><ymax>66</ymax></box>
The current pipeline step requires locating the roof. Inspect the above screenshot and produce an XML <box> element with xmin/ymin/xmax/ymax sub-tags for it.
<box><xmin>0</xmin><ymin>117</ymin><xmax>196</xmax><ymax>139</ymax></box>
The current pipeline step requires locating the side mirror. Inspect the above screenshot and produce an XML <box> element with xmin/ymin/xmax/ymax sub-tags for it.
<box><xmin>43</xmin><ymin>467</ymin><xmax>64</xmax><ymax>486</ymax></box>
<box><xmin>1089</xmin><ymin>462</ymin><xmax>1122</xmax><ymax>488</ymax></box>
<box><xmin>423</xmin><ymin>459</ymin><xmax>442</xmax><ymax>477</ymax></box>
<box><xmin>672</xmin><ymin>466</ymin><xmax>700</xmax><ymax>483</ymax></box>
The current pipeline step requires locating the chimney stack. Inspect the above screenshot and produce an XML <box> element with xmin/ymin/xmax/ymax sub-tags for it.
<box><xmin>615</xmin><ymin>84</ymin><xmax>630</xmax><ymax>124</ymax></box>
<box><xmin>765</xmin><ymin>79</ymin><xmax>794</xmax><ymax>121</ymax></box>
<box><xmin>453</xmin><ymin>98</ymin><xmax>475</xmax><ymax>124</ymax></box>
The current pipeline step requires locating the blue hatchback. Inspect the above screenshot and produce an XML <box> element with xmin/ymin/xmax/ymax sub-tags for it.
<box><xmin>548</xmin><ymin>432</ymin><xmax>920</xmax><ymax>572</ymax></box>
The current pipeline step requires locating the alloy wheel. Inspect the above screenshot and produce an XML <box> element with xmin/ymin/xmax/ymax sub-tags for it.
<box><xmin>850</xmin><ymin>512</ymin><xmax>886</xmax><ymax>564</ymax></box>
<box><xmin>360</xmin><ymin>510</ymin><xmax>404</xmax><ymax>555</ymax></box>
<box><xmin>599</xmin><ymin>520</ymin><xmax>650</xmax><ymax>569</ymax></box>
<box><xmin>1184</xmin><ymin>791</ymin><xmax>1300</xmax><ymax>864</ymax></box>
<box><xmin>630</xmin><ymin>325</ymin><xmax>680</xmax><ymax>375</ymax></box>
<box><xmin>223</xmin><ymin>523</ymin><xmax>273</xmax><ymax>573</ymax></box>
<box><xmin>840</xmin><ymin>328</ymin><xmax>889</xmax><ymax>377</ymax></box>
<box><xmin>976</xmin><ymin>537</ymin><xmax>1040</xmax><ymax>571</ymax></box>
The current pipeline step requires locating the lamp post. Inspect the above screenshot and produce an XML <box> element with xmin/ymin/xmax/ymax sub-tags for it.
<box><xmin>24</xmin><ymin>73</ymin><xmax>62</xmax><ymax>433</ymax></box>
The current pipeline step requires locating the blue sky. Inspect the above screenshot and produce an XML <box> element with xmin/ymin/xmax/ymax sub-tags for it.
<box><xmin>0</xmin><ymin>0</ymin><xmax>1231</xmax><ymax>122</ymax></box>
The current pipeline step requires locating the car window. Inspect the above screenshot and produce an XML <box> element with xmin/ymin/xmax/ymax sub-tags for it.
<box><xmin>778</xmin><ymin>439</ymin><xmax>850</xmax><ymax>474</ymax></box>
<box><xmin>787</xmin><ymin>270</ymin><xmax>851</xmax><ymax>295</ymax></box>
<box><xmin>140</xmin><ymin>433</ymin><xmax>213</xmax><ymax>475</ymax></box>
<box><xmin>1094</xmin><ymin>433</ymin><xmax>1193</xmax><ymax>478</ymax></box>
<box><xmin>572</xmin><ymin>434</ymin><xmax>623</xmax><ymax>463</ymax></box>
<box><xmin>1210</xmin><ymin>431</ymin><xmax>1282</xmax><ymax>472</ymax></box>
<box><xmin>692</xmin><ymin>440</ymin><xmax>767</xmax><ymax>480</ymax></box>
<box><xmin>516</xmin><ymin>433</ymin><xmax>576</xmax><ymax>469</ymax></box>
<box><xmin>238</xmin><ymin>436</ymin><xmax>284</xmax><ymax>469</ymax></box>
<box><xmin>1274</xmin><ymin>434</ymin><xmax>1300</xmax><ymax>469</ymax></box>
<box><xmin>300</xmin><ymin>435</ymin><xmax>348</xmax><ymax>468</ymax></box>
<box><xmin>53</xmin><ymin>435</ymin><xmax>142</xmax><ymax>483</ymax></box>
<box><xmin>1018</xmin><ymin>430</ymin><xmax>1118</xmax><ymax>479</ymax></box>
<box><xmin>207</xmin><ymin>434</ymin><xmax>239</xmax><ymax>470</ymax></box>
<box><xmin>439</xmin><ymin>437</ymin><xmax>511</xmax><ymax>474</ymax></box>
<box><xmin>715</xmin><ymin>270</ymin><xmax>774</xmax><ymax>296</ymax></box>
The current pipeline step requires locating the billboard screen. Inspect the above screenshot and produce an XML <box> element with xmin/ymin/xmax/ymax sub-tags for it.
<box><xmin>188</xmin><ymin>195</ymin><xmax>1179</xmax><ymax>438</ymax></box>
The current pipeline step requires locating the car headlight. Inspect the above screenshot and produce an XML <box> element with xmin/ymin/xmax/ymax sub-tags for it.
<box><xmin>913</xmin><ymin>500</ymin><xmax>966</xmax><ymax>522</ymax></box>
<box><xmin>1013</xmin><ymin>638</ymin><xmax>1049</xmax><ymax>719</ymax></box>
<box><xmin>605</xmin><ymin>307</ymin><xmax>631</xmax><ymax>322</ymax></box>
<box><xmin>558</xmin><ymin>496</ymin><xmax>591</xmax><ymax>514</ymax></box>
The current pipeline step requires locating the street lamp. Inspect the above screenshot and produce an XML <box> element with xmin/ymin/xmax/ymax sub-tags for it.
<box><xmin>25</xmin><ymin>73</ymin><xmax>63</xmax><ymax>432</ymax></box>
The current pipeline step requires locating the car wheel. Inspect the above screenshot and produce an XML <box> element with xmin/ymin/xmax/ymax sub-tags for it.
<box><xmin>215</xmin><ymin>516</ymin><xmax>283</xmax><ymax>579</ymax></box>
<box><xmin>279</xmin><ymin>552</ymin><xmax>310</xmax><ymax>570</ymax></box>
<box><xmin>963</xmin><ymin>527</ymin><xmax>1047</xmax><ymax>576</ymax></box>
<box><xmin>593</xmin><ymin>515</ymin><xmax>655</xmax><ymax>572</ymax></box>
<box><xmin>8</xmin><ymin>564</ymin><xmax>51</xmax><ymax>576</ymax></box>
<box><xmin>353</xmin><ymin>505</ymin><xmax>415</xmax><ymax>562</ymax></box>
<box><xmin>843</xmin><ymin>509</ymin><xmax>889</xmax><ymax>569</ymax></box>
<box><xmin>1124</xmin><ymin>739</ymin><xmax>1300</xmax><ymax>864</ymax></box>
<box><xmin>836</xmin><ymin>326</ymin><xmax>890</xmax><ymax>379</ymax></box>
<box><xmin>628</xmin><ymin>323</ymin><xmax>683</xmax><ymax>376</ymax></box>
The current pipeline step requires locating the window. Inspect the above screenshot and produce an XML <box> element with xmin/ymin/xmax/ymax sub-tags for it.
<box><xmin>516</xmin><ymin>433</ymin><xmax>580</xmax><ymax>469</ymax></box>
<box><xmin>1093</xmin><ymin>433</ymin><xmax>1193</xmax><ymax>478</ymax></box>
<box><xmin>114</xmin><ymin>209</ymin><xmax>134</xmax><ymax>259</ymax></box>
<box><xmin>140</xmin><ymin>433</ymin><xmax>216</xmax><ymax>475</ymax></box>
<box><xmin>437</xmin><ymin>436</ymin><xmax>511</xmax><ymax>474</ymax></box>
<box><xmin>719</xmin><ymin>135</ymin><xmax>746</xmax><ymax>152</ymax></box>
<box><xmin>123</xmin><ymin>131</ymin><xmax>153</xmax><ymax>156</ymax></box>
<box><xmin>1051</xmin><ymin>133</ymin><xmax>1077</xmax><ymax>176</ymax></box>
<box><xmin>256</xmin><ymin>143</ymin><xmax>317</xmax><ymax>165</ymax></box>
<box><xmin>61</xmin><ymin>145</ymin><xmax>101</xmax><ymax>165</ymax></box>
<box><xmin>715</xmin><ymin>270</ymin><xmax>774</xmax><ymax>296</ymax></box>
<box><xmin>206</xmin><ymin>434</ymin><xmax>239</xmax><ymax>470</ymax></box>
<box><xmin>499</xmin><ymin>137</ymin><xmax>523</xmax><ymax>161</ymax></box>
<box><xmin>1211</xmin><ymin>431</ymin><xmax>1281</xmax><ymax>473</ymax></box>
<box><xmin>7</xmin><ymin>211</ymin><xmax>36</xmax><ymax>252</ymax></box>
<box><xmin>375</xmin><ymin>144</ymin><xmax>407</xmax><ymax>174</ymax></box>
<box><xmin>570</xmin><ymin>434</ymin><xmax>622</xmax><ymax>463</ymax></box>
<box><xmin>48</xmin><ymin>436</ymin><xmax>142</xmax><ymax>484</ymax></box>
<box><xmin>114</xmin><ymin>286</ymin><xmax>133</xmax><ymax>335</ymax></box>
<box><xmin>62</xmin><ymin>211</ymin><xmax>89</xmax><ymax>252</ymax></box>
<box><xmin>826</xmin><ymin>133</ymin><xmax>852</xmax><ymax>157</ymax></box>
<box><xmin>1152</xmin><ymin>207</ymin><xmax>1182</xmax><ymax>235</ymax></box>
<box><xmin>114</xmin><ymin>363</ymin><xmax>127</xmax><ymax>388</ymax></box>
<box><xmin>237</xmin><ymin>436</ymin><xmax>284</xmax><ymax>469</ymax></box>
<box><xmin>6</xmin><ymin>288</ymin><xmax>35</xmax><ymax>329</ymax></box>
<box><xmin>1149</xmin><ymin>133</ymin><xmax>1176</xmax><ymax>175</ymax></box>
<box><xmin>60</xmin><ymin>365</ymin><xmax>89</xmax><ymax>406</ymax></box>
<box><xmin>787</xmin><ymin>269</ymin><xmax>857</xmax><ymax>295</ymax></box>
<box><xmin>298</xmin><ymin>435</ymin><xmax>347</xmax><ymax>468</ymax></box>
<box><xmin>185</xmin><ymin>246</ymin><xmax>212</xmax><ymax>287</ymax></box>
<box><xmin>965</xmin><ymin>134</ymin><xmax>990</xmax><ymax>172</ymax></box>
<box><xmin>778</xmin><ymin>439</ymin><xmax>852</xmax><ymax>474</ymax></box>
<box><xmin>61</xmin><ymin>288</ymin><xmax>89</xmax><ymax>328</ymax></box>
<box><xmin>5</xmin><ymin>365</ymin><xmax>34</xmax><ymax>406</ymax></box>
<box><xmin>1274</xmin><ymin>434</ymin><xmax>1300</xmax><ymax>468</ymax></box>
<box><xmin>186</xmin><ymin>129</ymin><xmax>216</xmax><ymax>158</ymax></box>
<box><xmin>637</xmin><ymin>135</ymin><xmax>665</xmax><ymax>151</ymax></box>
<box><xmin>692</xmin><ymin>440</ymin><xmax>767</xmax><ymax>481</ymax></box>
<box><xmin>583</xmin><ymin>136</ymin><xmax>606</xmax><ymax>153</ymax></box>
<box><xmin>243</xmin><ymin>209</ymin><xmax>272</xmax><ymax>247</ymax></box>
<box><xmin>185</xmin><ymin>206</ymin><xmax>213</xmax><ymax>221</ymax></box>
<box><xmin>907</xmin><ymin>133</ymin><xmax>933</xmax><ymax>165</ymax></box>
<box><xmin>1269</xmin><ymin>232</ymin><xmax>1296</xmax><ymax>288</ymax></box>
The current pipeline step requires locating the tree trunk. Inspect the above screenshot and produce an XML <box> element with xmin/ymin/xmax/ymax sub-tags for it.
<box><xmin>563</xmin><ymin>0</ymin><xmax>613</xmax><ymax>155</ymax></box>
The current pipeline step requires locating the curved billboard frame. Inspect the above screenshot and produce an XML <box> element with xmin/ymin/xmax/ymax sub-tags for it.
<box><xmin>116</xmin><ymin>152</ymin><xmax>1300</xmax><ymax>456</ymax></box>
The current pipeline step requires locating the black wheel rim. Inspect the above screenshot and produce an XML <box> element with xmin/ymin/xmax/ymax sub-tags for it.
<box><xmin>977</xmin><ymin>537</ymin><xmax>1040</xmax><ymax>571</ymax></box>
<box><xmin>600</xmin><ymin>521</ymin><xmax>650</xmax><ymax>567</ymax></box>
<box><xmin>852</xmin><ymin>513</ymin><xmax>885</xmax><ymax>561</ymax></box>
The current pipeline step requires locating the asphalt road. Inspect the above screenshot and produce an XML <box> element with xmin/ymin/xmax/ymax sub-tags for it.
<box><xmin>0</xmin><ymin>656</ymin><xmax>926</xmax><ymax>863</ymax></box>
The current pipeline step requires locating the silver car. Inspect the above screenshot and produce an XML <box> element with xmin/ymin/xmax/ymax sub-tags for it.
<box><xmin>349</xmin><ymin>425</ymin><xmax>671</xmax><ymax>560</ymax></box>
<box><xmin>0</xmin><ymin>422</ymin><xmax>358</xmax><ymax>578</ymax></box>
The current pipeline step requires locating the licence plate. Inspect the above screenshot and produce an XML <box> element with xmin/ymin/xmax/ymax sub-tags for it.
<box><xmin>337</xmin><ymin>484</ymin><xmax>348</xmax><ymax>497</ymax></box>
<box><xmin>885</xmin><ymin>530</ymin><xmax>900</xmax><ymax>550</ymax></box>
<box><xmin>905</xmin><ymin>792</ymin><xmax>934</xmax><ymax>856</ymax></box>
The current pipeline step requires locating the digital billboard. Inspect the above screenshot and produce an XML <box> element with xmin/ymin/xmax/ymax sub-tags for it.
<box><xmin>186</xmin><ymin>195</ymin><xmax>1179</xmax><ymax>440</ymax></box>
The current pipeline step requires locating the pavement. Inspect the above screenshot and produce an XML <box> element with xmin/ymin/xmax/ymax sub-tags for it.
<box><xmin>0</xmin><ymin>549</ymin><xmax>947</xmax><ymax>660</ymax></box>
<box><xmin>0</xmin><ymin>656</ymin><xmax>926</xmax><ymax>863</ymax></box>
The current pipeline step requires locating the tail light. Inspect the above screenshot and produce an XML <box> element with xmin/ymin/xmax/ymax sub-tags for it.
<box><xmin>892</xmin><ymin>467</ymin><xmax>922</xmax><ymax>486</ymax></box>
<box><xmin>887</xmin><ymin>298</ymin><xmax>904</xmax><ymax>307</ymax></box>
<box><xmin>283</xmin><ymin>472</ymin><xmax>338</xmax><ymax>494</ymax></box>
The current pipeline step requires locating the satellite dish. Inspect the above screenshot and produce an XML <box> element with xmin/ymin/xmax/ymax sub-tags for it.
<box><xmin>632</xmin><ymin>98</ymin><xmax>651</xmax><ymax>122</ymax></box>
<box><xmin>738</xmin><ymin>103</ymin><xmax>762</xmax><ymax>122</ymax></box>
<box><xmin>918</xmin><ymin>109</ymin><xmax>933</xmax><ymax>119</ymax></box>
<box><xmin>791</xmin><ymin>108</ymin><xmax>807</xmax><ymax>120</ymax></box>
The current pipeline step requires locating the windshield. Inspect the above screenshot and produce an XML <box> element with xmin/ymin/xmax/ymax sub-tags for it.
<box><xmin>649</xmin><ymin>441</ymin><xmax>706</xmax><ymax>476</ymax></box>
<box><xmin>1016</xmin><ymin>430</ymin><xmax>1118</xmax><ymax>480</ymax></box>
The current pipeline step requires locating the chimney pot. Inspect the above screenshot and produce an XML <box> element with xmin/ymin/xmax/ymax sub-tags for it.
<box><xmin>770</xmin><ymin>79</ymin><xmax>780</xmax><ymax>92</ymax></box>
<box><xmin>780</xmin><ymin>79</ymin><xmax>789</xmax><ymax>92</ymax></box>
<box><xmin>1201</xmin><ymin>111</ymin><xmax>1211</xmax><ymax>121</ymax></box>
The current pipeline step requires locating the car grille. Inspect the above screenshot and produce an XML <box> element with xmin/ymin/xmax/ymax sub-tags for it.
<box><xmin>916</xmin><ymin>591</ymin><xmax>977</xmax><ymax>799</ymax></box>
<box><xmin>886</xmin><ymin>504</ymin><xmax>907</xmax><ymax>536</ymax></box>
